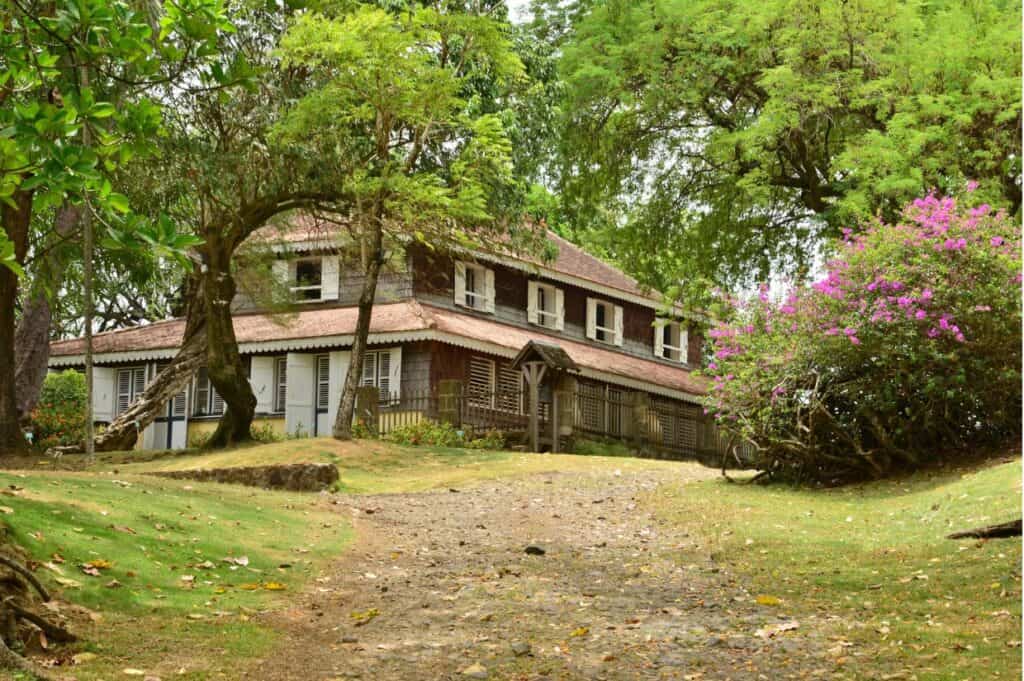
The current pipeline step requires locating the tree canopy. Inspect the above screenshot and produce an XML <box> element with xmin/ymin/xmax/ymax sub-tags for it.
<box><xmin>554</xmin><ymin>0</ymin><xmax>1022</xmax><ymax>296</ymax></box>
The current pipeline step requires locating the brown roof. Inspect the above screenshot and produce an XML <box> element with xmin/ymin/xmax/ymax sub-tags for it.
<box><xmin>51</xmin><ymin>302</ymin><xmax>703</xmax><ymax>396</ymax></box>
<box><xmin>49</xmin><ymin>303</ymin><xmax>434</xmax><ymax>356</ymax></box>
<box><xmin>248</xmin><ymin>212</ymin><xmax>653</xmax><ymax>300</ymax></box>
<box><xmin>511</xmin><ymin>341</ymin><xmax>579</xmax><ymax>372</ymax></box>
<box><xmin>422</xmin><ymin>305</ymin><xmax>704</xmax><ymax>395</ymax></box>
<box><xmin>542</xmin><ymin>231</ymin><xmax>648</xmax><ymax>298</ymax></box>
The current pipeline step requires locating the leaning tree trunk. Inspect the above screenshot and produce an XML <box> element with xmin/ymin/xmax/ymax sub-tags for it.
<box><xmin>49</xmin><ymin>275</ymin><xmax>210</xmax><ymax>455</ymax></box>
<box><xmin>333</xmin><ymin>221</ymin><xmax>384</xmax><ymax>440</ymax></box>
<box><xmin>14</xmin><ymin>204</ymin><xmax>83</xmax><ymax>421</ymax></box>
<box><xmin>202</xmin><ymin>239</ymin><xmax>256</xmax><ymax>449</ymax></box>
<box><xmin>0</xmin><ymin>192</ymin><xmax>33</xmax><ymax>453</ymax></box>
<box><xmin>94</xmin><ymin>277</ymin><xmax>208</xmax><ymax>452</ymax></box>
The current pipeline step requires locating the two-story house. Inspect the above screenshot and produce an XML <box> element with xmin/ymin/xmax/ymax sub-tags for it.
<box><xmin>47</xmin><ymin>221</ymin><xmax>709</xmax><ymax>454</ymax></box>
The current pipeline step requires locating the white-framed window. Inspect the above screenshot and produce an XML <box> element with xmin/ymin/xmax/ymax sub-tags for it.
<box><xmin>454</xmin><ymin>261</ymin><xmax>495</xmax><ymax>313</ymax></box>
<box><xmin>359</xmin><ymin>348</ymin><xmax>402</xmax><ymax>403</ymax></box>
<box><xmin>273</xmin><ymin>356</ymin><xmax>287</xmax><ymax>413</ymax></box>
<box><xmin>115</xmin><ymin>366</ymin><xmax>146</xmax><ymax>415</ymax></box>
<box><xmin>467</xmin><ymin>356</ymin><xmax>522</xmax><ymax>412</ymax></box>
<box><xmin>193</xmin><ymin>367</ymin><xmax>225</xmax><ymax>417</ymax></box>
<box><xmin>316</xmin><ymin>354</ymin><xmax>330</xmax><ymax>411</ymax></box>
<box><xmin>156</xmin><ymin>362</ymin><xmax>187</xmax><ymax>417</ymax></box>
<box><xmin>292</xmin><ymin>257</ymin><xmax>323</xmax><ymax>301</ymax></box>
<box><xmin>586</xmin><ymin>297</ymin><xmax>623</xmax><ymax>346</ymax></box>
<box><xmin>272</xmin><ymin>255</ymin><xmax>339</xmax><ymax>302</ymax></box>
<box><xmin>527</xmin><ymin>281</ymin><xmax>564</xmax><ymax>330</ymax></box>
<box><xmin>654</xmin><ymin>320</ymin><xmax>689</xmax><ymax>363</ymax></box>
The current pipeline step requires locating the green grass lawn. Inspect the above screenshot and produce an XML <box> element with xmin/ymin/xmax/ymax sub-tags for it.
<box><xmin>0</xmin><ymin>469</ymin><xmax>351</xmax><ymax>679</ymax></box>
<box><xmin>0</xmin><ymin>440</ymin><xmax>682</xmax><ymax>678</ymax></box>
<box><xmin>99</xmin><ymin>436</ymin><xmax>683</xmax><ymax>493</ymax></box>
<box><xmin>650</xmin><ymin>457</ymin><xmax>1023</xmax><ymax>680</ymax></box>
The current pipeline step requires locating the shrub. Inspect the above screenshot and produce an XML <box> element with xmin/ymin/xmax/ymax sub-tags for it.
<box><xmin>706</xmin><ymin>192</ymin><xmax>1021</xmax><ymax>483</ymax></box>
<box><xmin>570</xmin><ymin>437</ymin><xmax>634</xmax><ymax>458</ymax></box>
<box><xmin>465</xmin><ymin>429</ymin><xmax>506</xmax><ymax>450</ymax></box>
<box><xmin>384</xmin><ymin>421</ymin><xmax>506</xmax><ymax>449</ymax></box>
<box><xmin>385</xmin><ymin>420</ymin><xmax>464</xmax><ymax>447</ymax></box>
<box><xmin>251</xmin><ymin>421</ymin><xmax>285</xmax><ymax>444</ymax></box>
<box><xmin>30</xmin><ymin>370</ymin><xmax>88</xmax><ymax>449</ymax></box>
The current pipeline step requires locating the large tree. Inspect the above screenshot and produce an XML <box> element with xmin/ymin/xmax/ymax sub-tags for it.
<box><xmin>555</xmin><ymin>0</ymin><xmax>1022</xmax><ymax>296</ymax></box>
<box><xmin>84</xmin><ymin>2</ymin><xmax>355</xmax><ymax>453</ymax></box>
<box><xmin>0</xmin><ymin>0</ymin><xmax>226</xmax><ymax>452</ymax></box>
<box><xmin>276</xmin><ymin>1</ymin><xmax>540</xmax><ymax>439</ymax></box>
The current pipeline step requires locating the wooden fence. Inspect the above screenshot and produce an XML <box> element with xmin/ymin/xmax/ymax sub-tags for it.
<box><xmin>358</xmin><ymin>382</ymin><xmax>740</xmax><ymax>464</ymax></box>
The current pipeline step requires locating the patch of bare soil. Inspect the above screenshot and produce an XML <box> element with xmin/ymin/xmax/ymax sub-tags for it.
<box><xmin>253</xmin><ymin>465</ymin><xmax>841</xmax><ymax>680</ymax></box>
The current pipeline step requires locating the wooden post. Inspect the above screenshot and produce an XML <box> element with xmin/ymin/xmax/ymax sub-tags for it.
<box><xmin>522</xmin><ymin>362</ymin><xmax>546</xmax><ymax>453</ymax></box>
<box><xmin>551</xmin><ymin>391</ymin><xmax>559</xmax><ymax>453</ymax></box>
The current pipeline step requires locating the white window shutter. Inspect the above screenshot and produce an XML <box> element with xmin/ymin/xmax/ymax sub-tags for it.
<box><xmin>387</xmin><ymin>346</ymin><xmax>402</xmax><ymax>400</ymax></box>
<box><xmin>361</xmin><ymin>352</ymin><xmax>377</xmax><ymax>386</ymax></box>
<box><xmin>526</xmin><ymin>281</ymin><xmax>539</xmax><ymax>324</ymax></box>
<box><xmin>250</xmin><ymin>356</ymin><xmax>276</xmax><ymax>414</ymax></box>
<box><xmin>586</xmin><ymin>298</ymin><xmax>597</xmax><ymax>340</ymax></box>
<box><xmin>378</xmin><ymin>351</ymin><xmax>391</xmax><ymax>400</ymax></box>
<box><xmin>483</xmin><ymin>268</ymin><xmax>495</xmax><ymax>313</ymax></box>
<box><xmin>211</xmin><ymin>389</ymin><xmax>225</xmax><ymax>415</ymax></box>
<box><xmin>272</xmin><ymin>259</ymin><xmax>288</xmax><ymax>286</ymax></box>
<box><xmin>554</xmin><ymin>288</ymin><xmax>565</xmax><ymax>331</ymax></box>
<box><xmin>680</xmin><ymin>324</ymin><xmax>689</xmax><ymax>363</ymax></box>
<box><xmin>133</xmin><ymin>367</ymin><xmax>146</xmax><ymax>397</ymax></box>
<box><xmin>654</xmin><ymin>322</ymin><xmax>664</xmax><ymax>358</ymax></box>
<box><xmin>613</xmin><ymin>305</ymin><xmax>624</xmax><ymax>346</ymax></box>
<box><xmin>285</xmin><ymin>353</ymin><xmax>316</xmax><ymax>436</ymax></box>
<box><xmin>316</xmin><ymin>355</ymin><xmax>330</xmax><ymax>409</ymax></box>
<box><xmin>454</xmin><ymin>261</ymin><xmax>466</xmax><ymax>307</ymax></box>
<box><xmin>321</xmin><ymin>255</ymin><xmax>339</xmax><ymax>300</ymax></box>
<box><xmin>92</xmin><ymin>367</ymin><xmax>115</xmax><ymax>422</ymax></box>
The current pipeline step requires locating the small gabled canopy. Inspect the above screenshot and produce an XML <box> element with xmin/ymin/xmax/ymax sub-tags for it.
<box><xmin>511</xmin><ymin>340</ymin><xmax>579</xmax><ymax>373</ymax></box>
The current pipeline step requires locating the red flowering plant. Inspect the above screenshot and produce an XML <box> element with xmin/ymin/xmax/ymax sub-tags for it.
<box><xmin>30</xmin><ymin>370</ymin><xmax>89</xmax><ymax>450</ymax></box>
<box><xmin>706</xmin><ymin>192</ymin><xmax>1021</xmax><ymax>483</ymax></box>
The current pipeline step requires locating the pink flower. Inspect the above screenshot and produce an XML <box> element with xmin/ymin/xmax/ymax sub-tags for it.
<box><xmin>849</xmin><ymin>336</ymin><xmax>861</xmax><ymax>345</ymax></box>
<box><xmin>991</xmin><ymin>236</ymin><xmax>1004</xmax><ymax>247</ymax></box>
<box><xmin>966</xmin><ymin>180</ymin><xmax>979</xmax><ymax>192</ymax></box>
<box><xmin>915</xmin><ymin>310</ymin><xmax>927</xmax><ymax>320</ymax></box>
<box><xmin>707</xmin><ymin>361</ymin><xmax>718</xmax><ymax>370</ymax></box>
<box><xmin>844</xmin><ymin>327</ymin><xmax>858</xmax><ymax>336</ymax></box>
<box><xmin>921</xmin><ymin>289</ymin><xmax>933</xmax><ymax>301</ymax></box>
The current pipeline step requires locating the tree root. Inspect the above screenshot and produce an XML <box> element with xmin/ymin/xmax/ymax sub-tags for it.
<box><xmin>947</xmin><ymin>518</ymin><xmax>1022</xmax><ymax>539</ymax></box>
<box><xmin>0</xmin><ymin>555</ymin><xmax>50</xmax><ymax>602</ymax></box>
<box><xmin>4</xmin><ymin>600</ymin><xmax>75</xmax><ymax>643</ymax></box>
<box><xmin>0</xmin><ymin>636</ymin><xmax>61</xmax><ymax>681</ymax></box>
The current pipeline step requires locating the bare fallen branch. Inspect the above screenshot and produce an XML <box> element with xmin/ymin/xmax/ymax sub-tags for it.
<box><xmin>947</xmin><ymin>518</ymin><xmax>1021</xmax><ymax>540</ymax></box>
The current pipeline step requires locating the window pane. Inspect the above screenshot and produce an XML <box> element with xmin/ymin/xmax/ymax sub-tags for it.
<box><xmin>296</xmin><ymin>260</ymin><xmax>322</xmax><ymax>286</ymax></box>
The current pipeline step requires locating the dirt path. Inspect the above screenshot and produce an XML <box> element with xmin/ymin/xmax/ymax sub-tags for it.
<box><xmin>255</xmin><ymin>465</ymin><xmax>830</xmax><ymax>680</ymax></box>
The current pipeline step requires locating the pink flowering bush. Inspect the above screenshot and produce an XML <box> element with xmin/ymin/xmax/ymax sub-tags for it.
<box><xmin>706</xmin><ymin>193</ymin><xmax>1021</xmax><ymax>482</ymax></box>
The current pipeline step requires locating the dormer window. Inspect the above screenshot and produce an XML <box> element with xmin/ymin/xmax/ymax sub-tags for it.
<box><xmin>655</xmin><ymin>320</ymin><xmax>688</xmax><ymax>363</ymax></box>
<box><xmin>272</xmin><ymin>255</ymin><xmax>339</xmax><ymax>302</ymax></box>
<box><xmin>292</xmin><ymin>257</ymin><xmax>323</xmax><ymax>300</ymax></box>
<box><xmin>454</xmin><ymin>261</ymin><xmax>495</xmax><ymax>313</ymax></box>
<box><xmin>586</xmin><ymin>298</ymin><xmax>623</xmax><ymax>346</ymax></box>
<box><xmin>527</xmin><ymin>281</ymin><xmax>564</xmax><ymax>330</ymax></box>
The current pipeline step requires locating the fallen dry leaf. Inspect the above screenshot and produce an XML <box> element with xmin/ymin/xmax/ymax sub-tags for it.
<box><xmin>755</xmin><ymin>620</ymin><xmax>800</xmax><ymax>638</ymax></box>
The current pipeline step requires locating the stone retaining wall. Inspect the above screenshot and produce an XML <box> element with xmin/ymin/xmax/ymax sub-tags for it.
<box><xmin>150</xmin><ymin>462</ymin><xmax>339</xmax><ymax>492</ymax></box>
